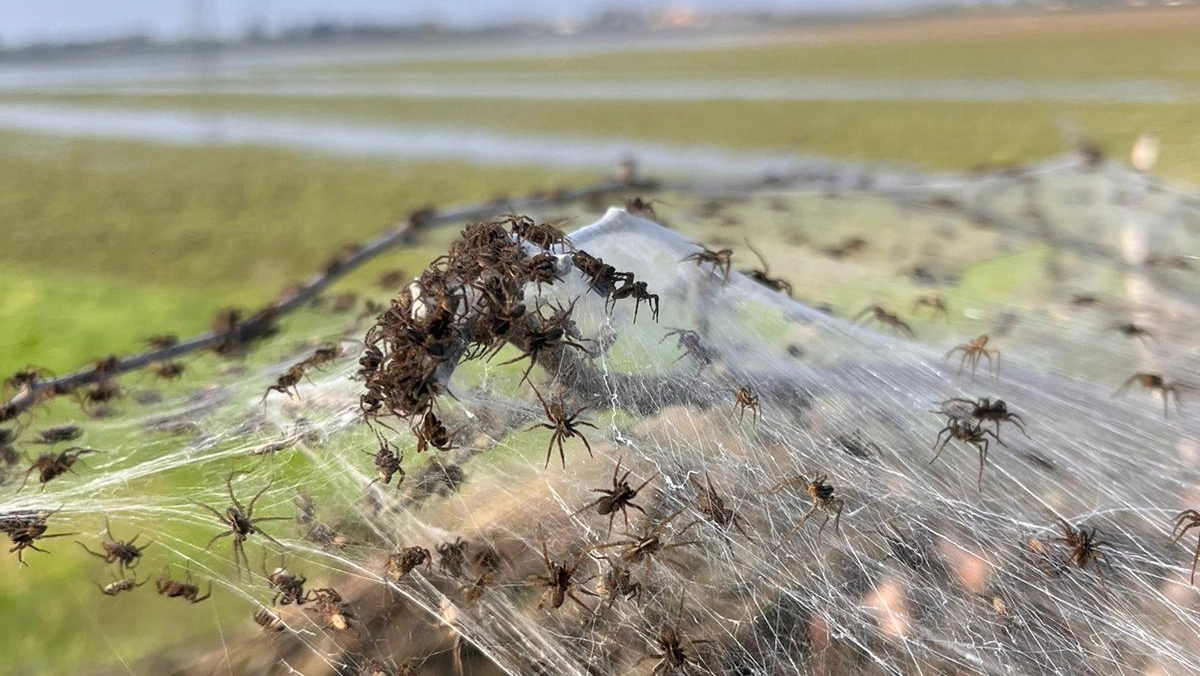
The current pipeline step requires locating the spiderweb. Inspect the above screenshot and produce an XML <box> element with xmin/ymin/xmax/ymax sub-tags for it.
<box><xmin>3</xmin><ymin>154</ymin><xmax>1200</xmax><ymax>676</ymax></box>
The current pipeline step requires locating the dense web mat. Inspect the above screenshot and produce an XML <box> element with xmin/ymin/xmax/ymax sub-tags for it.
<box><xmin>2</xmin><ymin>156</ymin><xmax>1199</xmax><ymax>676</ymax></box>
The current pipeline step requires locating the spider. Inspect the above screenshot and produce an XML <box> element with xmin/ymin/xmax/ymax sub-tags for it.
<box><xmin>624</xmin><ymin>196</ymin><xmax>664</xmax><ymax>219</ymax></box>
<box><xmin>385</xmin><ymin>546</ymin><xmax>433</xmax><ymax>582</ymax></box>
<box><xmin>944</xmin><ymin>334</ymin><xmax>1000</xmax><ymax>380</ymax></box>
<box><xmin>306</xmin><ymin>587</ymin><xmax>355</xmax><ymax>630</ymax></box>
<box><xmin>143</xmin><ymin>334</ymin><xmax>179</xmax><ymax>351</ymax></box>
<box><xmin>661</xmin><ymin>328</ymin><xmax>713</xmax><ymax>371</ymax></box>
<box><xmin>3</xmin><ymin>508</ymin><xmax>76</xmax><ymax>566</ymax></box>
<box><xmin>35</xmin><ymin>424</ymin><xmax>83</xmax><ymax>445</ymax></box>
<box><xmin>936</xmin><ymin>397</ymin><xmax>1029</xmax><ymax>441</ymax></box>
<box><xmin>768</xmin><ymin>473</ymin><xmax>844</xmax><ymax>543</ymax></box>
<box><xmin>1113</xmin><ymin>373</ymin><xmax>1191</xmax><ymax>418</ymax></box>
<box><xmin>733</xmin><ymin>386</ymin><xmax>760</xmax><ymax>424</ymax></box>
<box><xmin>594</xmin><ymin>508</ymin><xmax>699</xmax><ymax>580</ymax></box>
<box><xmin>690</xmin><ymin>472</ymin><xmax>750</xmax><ymax>551</ymax></box>
<box><xmin>436</xmin><ymin>537</ymin><xmax>469</xmax><ymax>578</ymax></box>
<box><xmin>527</xmin><ymin>383</ymin><xmax>597</xmax><ymax>469</ymax></box>
<box><xmin>364</xmin><ymin>440</ymin><xmax>404</xmax><ymax>489</ymax></box>
<box><xmin>3</xmin><ymin>365</ymin><xmax>54</xmax><ymax>397</ymax></box>
<box><xmin>642</xmin><ymin>596</ymin><xmax>710</xmax><ymax>675</ymax></box>
<box><xmin>502</xmin><ymin>213</ymin><xmax>574</xmax><ymax>251</ymax></box>
<box><xmin>19</xmin><ymin>446</ymin><xmax>98</xmax><ymax>492</ymax></box>
<box><xmin>501</xmin><ymin>299</ymin><xmax>591</xmax><ymax>383</ymax></box>
<box><xmin>854</xmin><ymin>305</ymin><xmax>916</xmax><ymax>338</ymax></box>
<box><xmin>930</xmin><ymin>417</ymin><xmax>1005</xmax><ymax>489</ymax></box>
<box><xmin>156</xmin><ymin>566</ymin><xmax>212</xmax><ymax>604</ymax></box>
<box><xmin>191</xmin><ymin>470</ymin><xmax>288</xmax><ymax>577</ymax></box>
<box><xmin>152</xmin><ymin>361</ymin><xmax>186</xmax><ymax>381</ymax></box>
<box><xmin>571</xmin><ymin>457</ymin><xmax>656</xmax><ymax>537</ymax></box>
<box><xmin>529</xmin><ymin>540</ymin><xmax>598</xmax><ymax>612</ymax></box>
<box><xmin>681</xmin><ymin>246</ymin><xmax>734</xmax><ymax>284</ymax></box>
<box><xmin>76</xmin><ymin>517</ymin><xmax>151</xmax><ymax>573</ymax></box>
<box><xmin>97</xmin><ymin>572</ymin><xmax>148</xmax><ymax>597</ymax></box>
<box><xmin>262</xmin><ymin>555</ymin><xmax>308</xmax><ymax>606</ymax></box>
<box><xmin>1170</xmin><ymin>510</ymin><xmax>1200</xmax><ymax>585</ymax></box>
<box><xmin>912</xmin><ymin>294</ymin><xmax>948</xmax><ymax>319</ymax></box>
<box><xmin>253</xmin><ymin>606</ymin><xmax>286</xmax><ymax>632</ymax></box>
<box><xmin>1111</xmin><ymin>322</ymin><xmax>1153</xmax><ymax>341</ymax></box>
<box><xmin>411</xmin><ymin>410</ymin><xmax>456</xmax><ymax>453</ymax></box>
<box><xmin>605</xmin><ymin>279</ymin><xmax>660</xmax><ymax>323</ymax></box>
<box><xmin>303</xmin><ymin>343</ymin><xmax>344</xmax><ymax>370</ymax></box>
<box><xmin>262</xmin><ymin>364</ymin><xmax>307</xmax><ymax>403</ymax></box>
<box><xmin>590</xmin><ymin>552</ymin><xmax>642</xmax><ymax>612</ymax></box>
<box><xmin>1055</xmin><ymin>519</ymin><xmax>1112</xmax><ymax>593</ymax></box>
<box><xmin>741</xmin><ymin>239</ymin><xmax>792</xmax><ymax>297</ymax></box>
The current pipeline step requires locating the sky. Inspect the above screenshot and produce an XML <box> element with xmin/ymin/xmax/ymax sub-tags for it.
<box><xmin>0</xmin><ymin>0</ymin><xmax>924</xmax><ymax>47</ymax></box>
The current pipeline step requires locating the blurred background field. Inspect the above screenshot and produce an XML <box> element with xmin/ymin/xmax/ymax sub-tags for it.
<box><xmin>2</xmin><ymin>2</ymin><xmax>1199</xmax><ymax>674</ymax></box>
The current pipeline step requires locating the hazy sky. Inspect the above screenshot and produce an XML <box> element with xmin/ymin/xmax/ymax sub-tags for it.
<box><xmin>0</xmin><ymin>0</ymin><xmax>923</xmax><ymax>46</ymax></box>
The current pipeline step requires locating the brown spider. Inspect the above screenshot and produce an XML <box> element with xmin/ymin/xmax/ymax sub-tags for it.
<box><xmin>1055</xmin><ymin>519</ymin><xmax>1112</xmax><ymax>593</ymax></box>
<box><xmin>19</xmin><ymin>446</ymin><xmax>98</xmax><ymax>492</ymax></box>
<box><xmin>529</xmin><ymin>540</ymin><xmax>598</xmax><ymax>612</ymax></box>
<box><xmin>854</xmin><ymin>305</ymin><xmax>916</xmax><ymax>338</ymax></box>
<box><xmin>262</xmin><ymin>364</ymin><xmax>308</xmax><ymax>403</ymax></box>
<box><xmin>661</xmin><ymin>328</ymin><xmax>713</xmax><ymax>371</ymax></box>
<box><xmin>253</xmin><ymin>606</ymin><xmax>286</xmax><ymax>632</ymax></box>
<box><xmin>152</xmin><ymin>361</ymin><xmax>186</xmax><ymax>381</ymax></box>
<box><xmin>97</xmin><ymin>572</ymin><xmax>148</xmax><ymax>597</ymax></box>
<box><xmin>3</xmin><ymin>365</ymin><xmax>54</xmax><ymax>397</ymax></box>
<box><xmin>733</xmin><ymin>386</ymin><xmax>760</xmax><ymax>424</ymax></box>
<box><xmin>642</xmin><ymin>596</ymin><xmax>710</xmax><ymax>675</ymax></box>
<box><xmin>364</xmin><ymin>439</ymin><xmax>404</xmax><ymax>488</ymax></box>
<box><xmin>501</xmin><ymin>213</ymin><xmax>574</xmax><ymax>251</ymax></box>
<box><xmin>590</xmin><ymin>552</ymin><xmax>642</xmax><ymax>611</ymax></box>
<box><xmin>1113</xmin><ymin>373</ymin><xmax>1192</xmax><ymax>418</ymax></box>
<box><xmin>690</xmin><ymin>472</ymin><xmax>750</xmax><ymax>551</ymax></box>
<box><xmin>143</xmin><ymin>334</ymin><xmax>179</xmax><ymax>351</ymax></box>
<box><xmin>2</xmin><ymin>508</ymin><xmax>76</xmax><ymax>566</ymax></box>
<box><xmin>594</xmin><ymin>508</ymin><xmax>699</xmax><ymax>579</ymax></box>
<box><xmin>930</xmin><ymin>417</ymin><xmax>1005</xmax><ymax>489</ymax></box>
<box><xmin>156</xmin><ymin>566</ymin><xmax>212</xmax><ymax>603</ymax></box>
<box><xmin>35</xmin><ymin>424</ymin><xmax>83</xmax><ymax>445</ymax></box>
<box><xmin>411</xmin><ymin>410</ymin><xmax>456</xmax><ymax>453</ymax></box>
<box><xmin>385</xmin><ymin>546</ymin><xmax>433</xmax><ymax>582</ymax></box>
<box><xmin>527</xmin><ymin>383</ymin><xmax>597</xmax><ymax>469</ymax></box>
<box><xmin>912</xmin><ymin>294</ymin><xmax>948</xmax><ymax>319</ymax></box>
<box><xmin>501</xmin><ymin>299</ymin><xmax>592</xmax><ymax>383</ymax></box>
<box><xmin>191</xmin><ymin>470</ymin><xmax>288</xmax><ymax>577</ymax></box>
<box><xmin>76</xmin><ymin>517</ymin><xmax>151</xmax><ymax>574</ymax></box>
<box><xmin>304</xmin><ymin>343</ymin><xmax>344</xmax><ymax>370</ymax></box>
<box><xmin>936</xmin><ymin>397</ymin><xmax>1029</xmax><ymax>441</ymax></box>
<box><xmin>944</xmin><ymin>334</ymin><xmax>1000</xmax><ymax>379</ymax></box>
<box><xmin>262</xmin><ymin>555</ymin><xmax>308</xmax><ymax>605</ymax></box>
<box><xmin>681</xmin><ymin>246</ymin><xmax>734</xmax><ymax>284</ymax></box>
<box><xmin>1111</xmin><ymin>322</ymin><xmax>1153</xmax><ymax>341</ymax></box>
<box><xmin>306</xmin><ymin>587</ymin><xmax>355</xmax><ymax>630</ymax></box>
<box><xmin>768</xmin><ymin>473</ymin><xmax>845</xmax><ymax>543</ymax></box>
<box><xmin>437</xmin><ymin>537</ymin><xmax>469</xmax><ymax>578</ymax></box>
<box><xmin>1170</xmin><ymin>510</ymin><xmax>1200</xmax><ymax>584</ymax></box>
<box><xmin>571</xmin><ymin>457</ymin><xmax>655</xmax><ymax>537</ymax></box>
<box><xmin>460</xmin><ymin>570</ymin><xmax>497</xmax><ymax>604</ymax></box>
<box><xmin>625</xmin><ymin>196</ymin><xmax>664</xmax><ymax>219</ymax></box>
<box><xmin>741</xmin><ymin>239</ymin><xmax>792</xmax><ymax>297</ymax></box>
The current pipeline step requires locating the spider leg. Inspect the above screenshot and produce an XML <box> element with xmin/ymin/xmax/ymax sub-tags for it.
<box><xmin>557</xmin><ymin>432</ymin><xmax>568</xmax><ymax>469</ymax></box>
<box><xmin>246</xmin><ymin>481</ymin><xmax>272</xmax><ymax>517</ymax></box>
<box><xmin>815</xmin><ymin>512</ymin><xmax>832</xmax><ymax>544</ymax></box>
<box><xmin>1189</xmin><ymin>533</ymin><xmax>1200</xmax><ymax>585</ymax></box>
<box><xmin>1113</xmin><ymin>374</ymin><xmax>1142</xmax><ymax>397</ymax></box>
<box><xmin>194</xmin><ymin>581</ymin><xmax>212</xmax><ymax>603</ymax></box>
<box><xmin>958</xmin><ymin>349</ymin><xmax>971</xmax><ymax>376</ymax></box>
<box><xmin>252</xmin><ymin>522</ymin><xmax>288</xmax><ymax>548</ymax></box>
<box><xmin>203</xmin><ymin>529</ymin><xmax>234</xmax><ymax>552</ymax></box>
<box><xmin>783</xmin><ymin>505</ymin><xmax>819</xmax><ymax>541</ymax></box>
<box><xmin>993</xmin><ymin>349</ymin><xmax>1002</xmax><ymax>376</ymax></box>
<box><xmin>975</xmin><ymin>439</ymin><xmax>989</xmax><ymax>490</ymax></box>
<box><xmin>944</xmin><ymin>345</ymin><xmax>965</xmax><ymax>362</ymax></box>
<box><xmin>929</xmin><ymin>427</ymin><xmax>953</xmax><ymax>465</ymax></box>
<box><xmin>191</xmin><ymin>500</ymin><xmax>227</xmax><ymax>521</ymax></box>
<box><xmin>76</xmin><ymin>541</ymin><xmax>109</xmax><ymax>561</ymax></box>
<box><xmin>981</xmin><ymin>351</ymin><xmax>994</xmax><ymax>379</ymax></box>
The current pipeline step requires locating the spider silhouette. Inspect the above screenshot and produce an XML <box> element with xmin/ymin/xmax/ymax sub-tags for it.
<box><xmin>191</xmin><ymin>471</ymin><xmax>288</xmax><ymax>577</ymax></box>
<box><xmin>527</xmin><ymin>384</ymin><xmax>596</xmax><ymax>469</ymax></box>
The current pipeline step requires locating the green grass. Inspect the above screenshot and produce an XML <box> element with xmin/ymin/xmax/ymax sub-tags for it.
<box><xmin>0</xmin><ymin>132</ymin><xmax>591</xmax><ymax>375</ymax></box>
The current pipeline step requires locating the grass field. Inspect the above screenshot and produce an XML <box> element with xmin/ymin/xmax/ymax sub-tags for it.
<box><xmin>0</xmin><ymin>132</ymin><xmax>590</xmax><ymax>376</ymax></box>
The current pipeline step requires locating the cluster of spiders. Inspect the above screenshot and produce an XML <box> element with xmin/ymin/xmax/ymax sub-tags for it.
<box><xmin>358</xmin><ymin>214</ymin><xmax>658</xmax><ymax>477</ymax></box>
